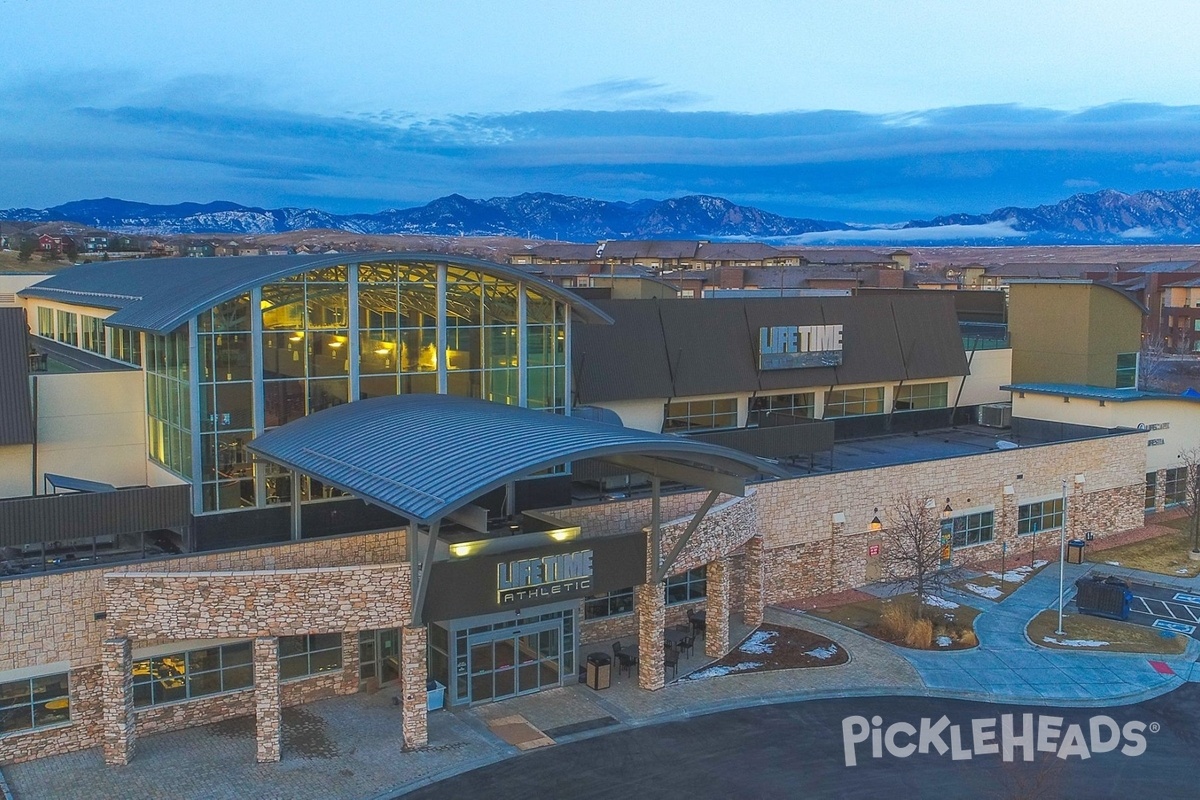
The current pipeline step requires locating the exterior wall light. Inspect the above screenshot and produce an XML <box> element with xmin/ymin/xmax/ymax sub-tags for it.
<box><xmin>942</xmin><ymin>499</ymin><xmax>953</xmax><ymax>518</ymax></box>
<box><xmin>869</xmin><ymin>509</ymin><xmax>882</xmax><ymax>532</ymax></box>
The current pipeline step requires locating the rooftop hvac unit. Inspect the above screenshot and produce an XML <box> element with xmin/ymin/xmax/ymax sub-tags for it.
<box><xmin>977</xmin><ymin>402</ymin><xmax>1012</xmax><ymax>429</ymax></box>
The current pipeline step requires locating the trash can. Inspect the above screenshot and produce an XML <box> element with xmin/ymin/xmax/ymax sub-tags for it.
<box><xmin>1066</xmin><ymin>539</ymin><xmax>1086</xmax><ymax>565</ymax></box>
<box><xmin>585</xmin><ymin>653</ymin><xmax>611</xmax><ymax>690</ymax></box>
<box><xmin>426</xmin><ymin>679</ymin><xmax>446</xmax><ymax>711</ymax></box>
<box><xmin>1074</xmin><ymin>575</ymin><xmax>1133</xmax><ymax>620</ymax></box>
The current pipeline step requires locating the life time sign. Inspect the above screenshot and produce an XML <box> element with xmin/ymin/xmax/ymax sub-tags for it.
<box><xmin>497</xmin><ymin>549</ymin><xmax>593</xmax><ymax>604</ymax></box>
<box><xmin>758</xmin><ymin>324</ymin><xmax>844</xmax><ymax>370</ymax></box>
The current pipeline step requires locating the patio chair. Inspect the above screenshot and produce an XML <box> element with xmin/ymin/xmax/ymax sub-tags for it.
<box><xmin>664</xmin><ymin>645</ymin><xmax>679</xmax><ymax>680</ymax></box>
<box><xmin>687</xmin><ymin>609</ymin><xmax>706</xmax><ymax>638</ymax></box>
<box><xmin>613</xmin><ymin>641</ymin><xmax>638</xmax><ymax>676</ymax></box>
<box><xmin>678</xmin><ymin>634</ymin><xmax>695</xmax><ymax>659</ymax></box>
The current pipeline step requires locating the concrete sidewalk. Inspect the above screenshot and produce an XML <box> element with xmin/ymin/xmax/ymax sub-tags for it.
<box><xmin>6</xmin><ymin>561</ymin><xmax>1199</xmax><ymax>800</ymax></box>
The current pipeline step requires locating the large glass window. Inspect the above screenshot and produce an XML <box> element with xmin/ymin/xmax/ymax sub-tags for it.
<box><xmin>584</xmin><ymin>588</ymin><xmax>634</xmax><ymax>619</ymax></box>
<box><xmin>145</xmin><ymin>325</ymin><xmax>192</xmax><ymax>479</ymax></box>
<box><xmin>584</xmin><ymin>568</ymin><xmax>708</xmax><ymax>619</ymax></box>
<box><xmin>107</xmin><ymin>326</ymin><xmax>142</xmax><ymax>366</ymax></box>
<box><xmin>663</xmin><ymin>398</ymin><xmax>738</xmax><ymax>432</ymax></box>
<box><xmin>1146</xmin><ymin>472</ymin><xmax>1157</xmax><ymax>511</ymax></box>
<box><xmin>666</xmin><ymin>567</ymin><xmax>707</xmax><ymax>604</ymax></box>
<box><xmin>1116</xmin><ymin>353</ymin><xmax>1138</xmax><ymax>389</ymax></box>
<box><xmin>0</xmin><ymin>672</ymin><xmax>70</xmax><ymax>734</ymax></box>
<box><xmin>949</xmin><ymin>510</ymin><xmax>995</xmax><ymax>549</ymax></box>
<box><xmin>823</xmin><ymin>387</ymin><xmax>884</xmax><ymax>418</ymax></box>
<box><xmin>526</xmin><ymin>290</ymin><xmax>568</xmax><ymax>413</ymax></box>
<box><xmin>198</xmin><ymin>296</ymin><xmax>255</xmax><ymax>511</ymax></box>
<box><xmin>750</xmin><ymin>392</ymin><xmax>814</xmax><ymax>422</ymax></box>
<box><xmin>54</xmin><ymin>310</ymin><xmax>77</xmax><ymax>346</ymax></box>
<box><xmin>894</xmin><ymin>382</ymin><xmax>948</xmax><ymax>411</ymax></box>
<box><xmin>279</xmin><ymin>633</ymin><xmax>343</xmax><ymax>681</ymax></box>
<box><xmin>1165</xmin><ymin>467</ymin><xmax>1188</xmax><ymax>507</ymax></box>
<box><xmin>357</xmin><ymin>262</ymin><xmax>438</xmax><ymax>399</ymax></box>
<box><xmin>1017</xmin><ymin>498</ymin><xmax>1063</xmax><ymax>535</ymax></box>
<box><xmin>79</xmin><ymin>314</ymin><xmax>106</xmax><ymax>355</ymax></box>
<box><xmin>132</xmin><ymin>641</ymin><xmax>253</xmax><ymax>708</ymax></box>
<box><xmin>36</xmin><ymin>307</ymin><xmax>54</xmax><ymax>338</ymax></box>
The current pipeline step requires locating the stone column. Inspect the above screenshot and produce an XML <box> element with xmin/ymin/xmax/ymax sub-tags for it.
<box><xmin>339</xmin><ymin>631</ymin><xmax>360</xmax><ymax>695</ymax></box>
<box><xmin>1155</xmin><ymin>468</ymin><xmax>1167</xmax><ymax>513</ymax></box>
<box><xmin>743</xmin><ymin>535</ymin><xmax>765</xmax><ymax>627</ymax></box>
<box><xmin>635</xmin><ymin>582</ymin><xmax>665</xmax><ymax>690</ymax></box>
<box><xmin>400</xmin><ymin>625</ymin><xmax>428</xmax><ymax>750</ymax></box>
<box><xmin>706</xmin><ymin>557</ymin><xmax>730</xmax><ymax>658</ymax></box>
<box><xmin>827</xmin><ymin>519</ymin><xmax>845</xmax><ymax>592</ymax></box>
<box><xmin>101</xmin><ymin>636</ymin><xmax>135</xmax><ymax>766</ymax></box>
<box><xmin>253</xmin><ymin>636</ymin><xmax>281</xmax><ymax>764</ymax></box>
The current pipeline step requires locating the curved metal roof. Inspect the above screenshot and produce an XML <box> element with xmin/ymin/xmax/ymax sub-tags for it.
<box><xmin>247</xmin><ymin>394</ymin><xmax>785</xmax><ymax>524</ymax></box>
<box><xmin>19</xmin><ymin>252</ymin><xmax>611</xmax><ymax>334</ymax></box>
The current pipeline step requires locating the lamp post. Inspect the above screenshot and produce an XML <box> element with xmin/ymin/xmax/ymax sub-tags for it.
<box><xmin>1056</xmin><ymin>478</ymin><xmax>1068</xmax><ymax>636</ymax></box>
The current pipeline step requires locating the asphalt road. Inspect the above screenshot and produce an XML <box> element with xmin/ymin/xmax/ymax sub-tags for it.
<box><xmin>401</xmin><ymin>684</ymin><xmax>1200</xmax><ymax>799</ymax></box>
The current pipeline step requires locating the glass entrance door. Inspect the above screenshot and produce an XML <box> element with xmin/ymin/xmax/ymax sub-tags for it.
<box><xmin>467</xmin><ymin>619</ymin><xmax>563</xmax><ymax>704</ymax></box>
<box><xmin>359</xmin><ymin>628</ymin><xmax>401</xmax><ymax>687</ymax></box>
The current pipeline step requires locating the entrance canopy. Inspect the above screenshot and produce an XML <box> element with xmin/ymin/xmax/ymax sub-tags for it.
<box><xmin>247</xmin><ymin>394</ymin><xmax>786</xmax><ymax>525</ymax></box>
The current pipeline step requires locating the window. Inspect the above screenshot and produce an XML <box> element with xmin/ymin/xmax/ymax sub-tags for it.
<box><xmin>108</xmin><ymin>326</ymin><xmax>142</xmax><ymax>367</ymax></box>
<box><xmin>36</xmin><ymin>307</ymin><xmax>53</xmax><ymax>338</ymax></box>
<box><xmin>1164</xmin><ymin>467</ymin><xmax>1188</xmax><ymax>507</ymax></box>
<box><xmin>663</xmin><ymin>398</ymin><xmax>738</xmax><ymax>432</ymax></box>
<box><xmin>894</xmin><ymin>382</ymin><xmax>948</xmax><ymax>411</ymax></box>
<box><xmin>132</xmin><ymin>642</ymin><xmax>253</xmax><ymax>708</ymax></box>
<box><xmin>0</xmin><ymin>672</ymin><xmax>69</xmax><ymax>734</ymax></box>
<box><xmin>666</xmin><ymin>567</ymin><xmax>707</xmax><ymax>604</ymax></box>
<box><xmin>279</xmin><ymin>633</ymin><xmax>343</xmax><ymax>681</ymax></box>
<box><xmin>583</xmin><ymin>567</ymin><xmax>708</xmax><ymax>619</ymax></box>
<box><xmin>948</xmin><ymin>510</ymin><xmax>994</xmax><ymax>549</ymax></box>
<box><xmin>750</xmin><ymin>392</ymin><xmax>814</xmax><ymax>421</ymax></box>
<box><xmin>1146</xmin><ymin>472</ymin><xmax>1157</xmax><ymax>511</ymax></box>
<box><xmin>54</xmin><ymin>310</ymin><xmax>77</xmax><ymax>346</ymax></box>
<box><xmin>1017</xmin><ymin>498</ymin><xmax>1063</xmax><ymax>535</ymax></box>
<box><xmin>584</xmin><ymin>587</ymin><xmax>634</xmax><ymax>619</ymax></box>
<box><xmin>1115</xmin><ymin>353</ymin><xmax>1138</xmax><ymax>389</ymax></box>
<box><xmin>822</xmin><ymin>387</ymin><xmax>884</xmax><ymax>418</ymax></box>
<box><xmin>80</xmin><ymin>315</ymin><xmax>106</xmax><ymax>355</ymax></box>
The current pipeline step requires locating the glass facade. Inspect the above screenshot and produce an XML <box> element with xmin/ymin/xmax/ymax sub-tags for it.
<box><xmin>1165</xmin><ymin>467</ymin><xmax>1188</xmax><ymax>507</ymax></box>
<box><xmin>1017</xmin><ymin>498</ymin><xmax>1063</xmax><ymax>535</ymax></box>
<box><xmin>584</xmin><ymin>567</ymin><xmax>708</xmax><ymax>619</ymax></box>
<box><xmin>0</xmin><ymin>672</ymin><xmax>69</xmax><ymax>734</ymax></box>
<box><xmin>1146</xmin><ymin>471</ymin><xmax>1157</xmax><ymax>511</ymax></box>
<box><xmin>280</xmin><ymin>633</ymin><xmax>343</xmax><ymax>681</ymax></box>
<box><xmin>146</xmin><ymin>326</ymin><xmax>192</xmax><ymax>479</ymax></box>
<box><xmin>823</xmin><ymin>386</ymin><xmax>885</xmax><ymax>418</ymax></box>
<box><xmin>80</xmin><ymin>314</ymin><xmax>106</xmax><ymax>355</ymax></box>
<box><xmin>663</xmin><ymin>398</ymin><xmax>738</xmax><ymax>432</ymax></box>
<box><xmin>948</xmin><ymin>510</ymin><xmax>995</xmax><ymax>549</ymax></box>
<box><xmin>445</xmin><ymin>606</ymin><xmax>575</xmax><ymax>706</ymax></box>
<box><xmin>1115</xmin><ymin>353</ymin><xmax>1138</xmax><ymax>389</ymax></box>
<box><xmin>750</xmin><ymin>392</ymin><xmax>814</xmax><ymax>421</ymax></box>
<box><xmin>122</xmin><ymin>260</ymin><xmax>576</xmax><ymax>513</ymax></box>
<box><xmin>36</xmin><ymin>307</ymin><xmax>54</xmax><ymax>338</ymax></box>
<box><xmin>55</xmin><ymin>309</ymin><xmax>77</xmax><ymax>346</ymax></box>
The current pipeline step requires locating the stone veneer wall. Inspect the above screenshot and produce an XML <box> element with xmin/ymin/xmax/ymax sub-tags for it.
<box><xmin>579</xmin><ymin>600</ymin><xmax>705</xmax><ymax>645</ymax></box>
<box><xmin>104</xmin><ymin>564</ymin><xmax>412</xmax><ymax>640</ymax></box>
<box><xmin>0</xmin><ymin>666</ymin><xmax>101</xmax><ymax>765</ymax></box>
<box><xmin>0</xmin><ymin>529</ymin><xmax>406</xmax><ymax>673</ymax></box>
<box><xmin>659</xmin><ymin>491</ymin><xmax>757</xmax><ymax>575</ymax></box>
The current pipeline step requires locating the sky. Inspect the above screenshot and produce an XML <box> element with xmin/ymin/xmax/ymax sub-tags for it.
<box><xmin>6</xmin><ymin>0</ymin><xmax>1200</xmax><ymax>222</ymax></box>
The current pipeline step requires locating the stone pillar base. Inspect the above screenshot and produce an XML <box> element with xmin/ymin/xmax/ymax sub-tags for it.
<box><xmin>254</xmin><ymin>636</ymin><xmax>281</xmax><ymax>763</ymax></box>
<box><xmin>635</xmin><ymin>582</ymin><xmax>665</xmax><ymax>690</ymax></box>
<box><xmin>101</xmin><ymin>636</ymin><xmax>135</xmax><ymax>766</ymax></box>
<box><xmin>400</xmin><ymin>625</ymin><xmax>428</xmax><ymax>750</ymax></box>
<box><xmin>706</xmin><ymin>558</ymin><xmax>730</xmax><ymax>658</ymax></box>
<box><xmin>743</xmin><ymin>535</ymin><xmax>764</xmax><ymax>627</ymax></box>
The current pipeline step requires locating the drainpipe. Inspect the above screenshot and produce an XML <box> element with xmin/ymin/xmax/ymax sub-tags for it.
<box><xmin>30</xmin><ymin>374</ymin><xmax>38</xmax><ymax>496</ymax></box>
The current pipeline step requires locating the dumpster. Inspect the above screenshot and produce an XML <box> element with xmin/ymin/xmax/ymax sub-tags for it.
<box><xmin>585</xmin><ymin>653</ymin><xmax>611</xmax><ymax>690</ymax></box>
<box><xmin>1073</xmin><ymin>575</ymin><xmax>1133</xmax><ymax>620</ymax></box>
<box><xmin>1066</xmin><ymin>539</ymin><xmax>1086</xmax><ymax>565</ymax></box>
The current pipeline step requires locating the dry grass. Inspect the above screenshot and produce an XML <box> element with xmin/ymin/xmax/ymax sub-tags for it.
<box><xmin>811</xmin><ymin>593</ymin><xmax>980</xmax><ymax>650</ymax></box>
<box><xmin>1027</xmin><ymin>609</ymin><xmax>1188</xmax><ymax>654</ymax></box>
<box><xmin>952</xmin><ymin>560</ymin><xmax>1050</xmax><ymax>602</ymax></box>
<box><xmin>1087</xmin><ymin>524</ymin><xmax>1200</xmax><ymax>578</ymax></box>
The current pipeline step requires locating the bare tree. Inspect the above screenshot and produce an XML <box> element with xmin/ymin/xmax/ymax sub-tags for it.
<box><xmin>1179</xmin><ymin>447</ymin><xmax>1200</xmax><ymax>555</ymax></box>
<box><xmin>880</xmin><ymin>495</ymin><xmax>952</xmax><ymax>618</ymax></box>
<box><xmin>1140</xmin><ymin>335</ymin><xmax>1173</xmax><ymax>391</ymax></box>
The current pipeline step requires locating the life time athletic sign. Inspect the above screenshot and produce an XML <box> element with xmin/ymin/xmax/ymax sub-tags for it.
<box><xmin>497</xmin><ymin>550</ymin><xmax>593</xmax><ymax>604</ymax></box>
<box><xmin>422</xmin><ymin>532</ymin><xmax>646</xmax><ymax>622</ymax></box>
<box><xmin>758</xmin><ymin>324</ymin><xmax>843</xmax><ymax>370</ymax></box>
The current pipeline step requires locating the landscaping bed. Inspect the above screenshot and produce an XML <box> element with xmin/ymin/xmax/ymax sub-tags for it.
<box><xmin>1027</xmin><ymin>609</ymin><xmax>1189</xmax><ymax>654</ymax></box>
<box><xmin>679</xmin><ymin>623</ymin><xmax>846</xmax><ymax>681</ymax></box>
<box><xmin>1087</xmin><ymin>522</ymin><xmax>1200</xmax><ymax>578</ymax></box>
<box><xmin>809</xmin><ymin>592</ymin><xmax>980</xmax><ymax>650</ymax></box>
<box><xmin>953</xmin><ymin>559</ymin><xmax>1049</xmax><ymax>602</ymax></box>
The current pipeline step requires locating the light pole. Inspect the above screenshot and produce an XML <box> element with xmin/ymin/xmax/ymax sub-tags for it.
<box><xmin>1056</xmin><ymin>478</ymin><xmax>1068</xmax><ymax>636</ymax></box>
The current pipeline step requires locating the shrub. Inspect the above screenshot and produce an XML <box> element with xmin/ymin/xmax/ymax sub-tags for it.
<box><xmin>958</xmin><ymin>629</ymin><xmax>978</xmax><ymax>647</ymax></box>
<box><xmin>880</xmin><ymin>601</ymin><xmax>915</xmax><ymax>640</ymax></box>
<box><xmin>905</xmin><ymin>618</ymin><xmax>934</xmax><ymax>649</ymax></box>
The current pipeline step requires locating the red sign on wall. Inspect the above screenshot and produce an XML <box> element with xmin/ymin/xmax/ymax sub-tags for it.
<box><xmin>868</xmin><ymin>544</ymin><xmax>880</xmax><ymax>557</ymax></box>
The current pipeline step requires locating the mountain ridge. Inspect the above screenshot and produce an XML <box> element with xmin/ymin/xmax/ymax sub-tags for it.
<box><xmin>8</xmin><ymin>189</ymin><xmax>1200</xmax><ymax>244</ymax></box>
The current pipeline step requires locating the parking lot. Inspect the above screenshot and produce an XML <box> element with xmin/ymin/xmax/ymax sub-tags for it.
<box><xmin>1126</xmin><ymin>582</ymin><xmax>1200</xmax><ymax>638</ymax></box>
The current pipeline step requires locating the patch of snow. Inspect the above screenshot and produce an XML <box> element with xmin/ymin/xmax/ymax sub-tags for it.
<box><xmin>682</xmin><ymin>661</ymin><xmax>763</xmax><ymax>681</ymax></box>
<box><xmin>923</xmin><ymin>594</ymin><xmax>959</xmax><ymax>609</ymax></box>
<box><xmin>1043</xmin><ymin>636</ymin><xmax>1110</xmax><ymax>648</ymax></box>
<box><xmin>738</xmin><ymin>630</ymin><xmax>778</xmax><ymax>655</ymax></box>
<box><xmin>985</xmin><ymin>561</ymin><xmax>1046</xmax><ymax>583</ymax></box>
<box><xmin>1105</xmin><ymin>561</ymin><xmax>1121</xmax><ymax>566</ymax></box>
<box><xmin>804</xmin><ymin>645</ymin><xmax>839</xmax><ymax>660</ymax></box>
<box><xmin>964</xmin><ymin>582</ymin><xmax>1004</xmax><ymax>600</ymax></box>
<box><xmin>1176</xmin><ymin>569</ymin><xmax>1190</xmax><ymax>575</ymax></box>
<box><xmin>936</xmin><ymin>636</ymin><xmax>953</xmax><ymax>647</ymax></box>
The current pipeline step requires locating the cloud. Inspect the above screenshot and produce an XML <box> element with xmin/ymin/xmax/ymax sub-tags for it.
<box><xmin>793</xmin><ymin>221</ymin><xmax>1026</xmax><ymax>244</ymax></box>
<box><xmin>1118</xmin><ymin>226</ymin><xmax>1159</xmax><ymax>239</ymax></box>
<box><xmin>560</xmin><ymin>78</ymin><xmax>706</xmax><ymax>109</ymax></box>
<box><xmin>5</xmin><ymin>70</ymin><xmax>1200</xmax><ymax>221</ymax></box>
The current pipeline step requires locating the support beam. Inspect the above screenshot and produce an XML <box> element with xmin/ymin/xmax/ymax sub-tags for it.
<box><xmin>608</xmin><ymin>455</ymin><xmax>746</xmax><ymax>497</ymax></box>
<box><xmin>253</xmin><ymin>636</ymin><xmax>281</xmax><ymax>763</ymax></box>
<box><xmin>649</xmin><ymin>476</ymin><xmax>660</xmax><ymax>579</ymax></box>
<box><xmin>654</xmin><ymin>489</ymin><xmax>720</xmax><ymax>583</ymax></box>
<box><xmin>410</xmin><ymin>520</ymin><xmax>441</xmax><ymax>625</ymax></box>
<box><xmin>289</xmin><ymin>469</ymin><xmax>302</xmax><ymax>541</ymax></box>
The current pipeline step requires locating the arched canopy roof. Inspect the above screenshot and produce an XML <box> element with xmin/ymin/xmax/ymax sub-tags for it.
<box><xmin>247</xmin><ymin>394</ymin><xmax>787</xmax><ymax>525</ymax></box>
<box><xmin>19</xmin><ymin>252</ymin><xmax>611</xmax><ymax>334</ymax></box>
